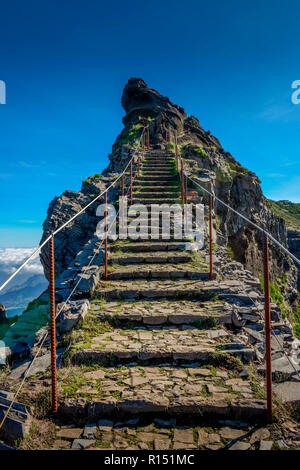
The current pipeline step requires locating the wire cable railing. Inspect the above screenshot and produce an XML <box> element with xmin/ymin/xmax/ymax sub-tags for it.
<box><xmin>0</xmin><ymin>165</ymin><xmax>140</xmax><ymax>432</ymax></box>
<box><xmin>0</xmin><ymin>127</ymin><xmax>146</xmax><ymax>431</ymax></box>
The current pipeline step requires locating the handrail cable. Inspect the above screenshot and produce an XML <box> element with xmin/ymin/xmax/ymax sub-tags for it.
<box><xmin>182</xmin><ymin>160</ymin><xmax>300</xmax><ymax>379</ymax></box>
<box><xmin>246</xmin><ymin>293</ymin><xmax>300</xmax><ymax>381</ymax></box>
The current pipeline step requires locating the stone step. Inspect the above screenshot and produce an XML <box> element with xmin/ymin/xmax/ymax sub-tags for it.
<box><xmin>137</xmin><ymin>176</ymin><xmax>176</xmax><ymax>181</ymax></box>
<box><xmin>129</xmin><ymin>204</ymin><xmax>183</xmax><ymax>212</ymax></box>
<box><xmin>110</xmin><ymin>241</ymin><xmax>191</xmax><ymax>252</ymax></box>
<box><xmin>0</xmin><ymin>391</ymin><xmax>32</xmax><ymax>441</ymax></box>
<box><xmin>135</xmin><ymin>180</ymin><xmax>178</xmax><ymax>187</ymax></box>
<box><xmin>107</xmin><ymin>266</ymin><xmax>211</xmax><ymax>281</ymax></box>
<box><xmin>93</xmin><ymin>279</ymin><xmax>247</xmax><ymax>304</ymax></box>
<box><xmin>70</xmin><ymin>326</ymin><xmax>255</xmax><ymax>366</ymax></box>
<box><xmin>141</xmin><ymin>171</ymin><xmax>174</xmax><ymax>176</ymax></box>
<box><xmin>141</xmin><ymin>161</ymin><xmax>174</xmax><ymax>165</ymax></box>
<box><xmin>143</xmin><ymin>158</ymin><xmax>174</xmax><ymax>162</ymax></box>
<box><xmin>141</xmin><ymin>163</ymin><xmax>174</xmax><ymax>167</ymax></box>
<box><xmin>90</xmin><ymin>299</ymin><xmax>232</xmax><ymax>326</ymax></box>
<box><xmin>58</xmin><ymin>365</ymin><xmax>266</xmax><ymax>423</ymax></box>
<box><xmin>141</xmin><ymin>165</ymin><xmax>174</xmax><ymax>170</ymax></box>
<box><xmin>132</xmin><ymin>199</ymin><xmax>181</xmax><ymax>205</ymax></box>
<box><xmin>109</xmin><ymin>252</ymin><xmax>193</xmax><ymax>265</ymax></box>
<box><xmin>134</xmin><ymin>186</ymin><xmax>179</xmax><ymax>192</ymax></box>
<box><xmin>116</xmin><ymin>218</ymin><xmax>194</xmax><ymax>228</ymax></box>
<box><xmin>132</xmin><ymin>192</ymin><xmax>180</xmax><ymax>198</ymax></box>
<box><xmin>112</xmin><ymin>235</ymin><xmax>190</xmax><ymax>244</ymax></box>
<box><xmin>126</xmin><ymin>209</ymin><xmax>184</xmax><ymax>217</ymax></box>
<box><xmin>125</xmin><ymin>219</ymin><xmax>199</xmax><ymax>228</ymax></box>
<box><xmin>51</xmin><ymin>419</ymin><xmax>276</xmax><ymax>450</ymax></box>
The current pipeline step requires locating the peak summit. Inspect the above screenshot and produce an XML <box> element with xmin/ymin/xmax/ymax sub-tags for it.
<box><xmin>121</xmin><ymin>77</ymin><xmax>186</xmax><ymax>123</ymax></box>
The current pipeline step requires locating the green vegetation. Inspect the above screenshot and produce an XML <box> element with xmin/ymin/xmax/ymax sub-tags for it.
<box><xmin>215</xmin><ymin>167</ymin><xmax>233</xmax><ymax>183</ymax></box>
<box><xmin>228</xmin><ymin>161</ymin><xmax>250</xmax><ymax>176</ymax></box>
<box><xmin>194</xmin><ymin>146</ymin><xmax>208</xmax><ymax>158</ymax></box>
<box><xmin>248</xmin><ymin>365</ymin><xmax>266</xmax><ymax>399</ymax></box>
<box><xmin>270</xmin><ymin>200</ymin><xmax>300</xmax><ymax>231</ymax></box>
<box><xmin>294</xmin><ymin>305</ymin><xmax>300</xmax><ymax>340</ymax></box>
<box><xmin>121</xmin><ymin>123</ymin><xmax>142</xmax><ymax>146</ymax></box>
<box><xmin>181</xmin><ymin>143</ymin><xmax>208</xmax><ymax>158</ymax></box>
<box><xmin>23</xmin><ymin>296</ymin><xmax>48</xmax><ymax>313</ymax></box>
<box><xmin>83</xmin><ymin>173</ymin><xmax>103</xmax><ymax>185</ymax></box>
<box><xmin>227</xmin><ymin>246</ymin><xmax>234</xmax><ymax>259</ymax></box>
<box><xmin>260</xmin><ymin>275</ymin><xmax>289</xmax><ymax>318</ymax></box>
<box><xmin>61</xmin><ymin>313</ymin><xmax>113</xmax><ymax>354</ymax></box>
<box><xmin>216</xmin><ymin>215</ymin><xmax>222</xmax><ymax>229</ymax></box>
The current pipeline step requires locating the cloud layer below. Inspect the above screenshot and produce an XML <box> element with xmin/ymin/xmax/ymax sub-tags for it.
<box><xmin>0</xmin><ymin>248</ymin><xmax>45</xmax><ymax>292</ymax></box>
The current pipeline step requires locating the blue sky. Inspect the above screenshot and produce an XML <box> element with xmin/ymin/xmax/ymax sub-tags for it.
<box><xmin>0</xmin><ymin>0</ymin><xmax>300</xmax><ymax>248</ymax></box>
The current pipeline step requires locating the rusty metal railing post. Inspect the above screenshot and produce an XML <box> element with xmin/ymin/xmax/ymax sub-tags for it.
<box><xmin>104</xmin><ymin>192</ymin><xmax>108</xmax><ymax>280</ymax></box>
<box><xmin>130</xmin><ymin>160</ymin><xmax>133</xmax><ymax>206</ymax></box>
<box><xmin>180</xmin><ymin>158</ymin><xmax>184</xmax><ymax>204</ymax></box>
<box><xmin>209</xmin><ymin>196</ymin><xmax>213</xmax><ymax>281</ymax></box>
<box><xmin>147</xmin><ymin>126</ymin><xmax>150</xmax><ymax>151</ymax></box>
<box><xmin>48</xmin><ymin>235</ymin><xmax>58</xmax><ymax>413</ymax></box>
<box><xmin>263</xmin><ymin>233</ymin><xmax>273</xmax><ymax>422</ymax></box>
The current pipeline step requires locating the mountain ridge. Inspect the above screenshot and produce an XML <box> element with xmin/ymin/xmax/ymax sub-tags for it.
<box><xmin>40</xmin><ymin>78</ymin><xmax>299</xmax><ymax>313</ymax></box>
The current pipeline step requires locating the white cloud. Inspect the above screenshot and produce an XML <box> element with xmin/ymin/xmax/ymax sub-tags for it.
<box><xmin>0</xmin><ymin>248</ymin><xmax>43</xmax><ymax>276</ymax></box>
<box><xmin>17</xmin><ymin>219</ymin><xmax>38</xmax><ymax>224</ymax></box>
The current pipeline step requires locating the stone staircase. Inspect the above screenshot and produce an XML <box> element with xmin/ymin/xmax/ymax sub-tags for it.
<box><xmin>49</xmin><ymin>150</ymin><xmax>277</xmax><ymax>449</ymax></box>
<box><xmin>6</xmin><ymin>147</ymin><xmax>292</xmax><ymax>451</ymax></box>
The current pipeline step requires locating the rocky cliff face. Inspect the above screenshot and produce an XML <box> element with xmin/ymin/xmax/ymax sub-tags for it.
<box><xmin>40</xmin><ymin>77</ymin><xmax>298</xmax><ymax>309</ymax></box>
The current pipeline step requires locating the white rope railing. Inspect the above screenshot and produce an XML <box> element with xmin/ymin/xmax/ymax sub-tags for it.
<box><xmin>0</xmin><ymin>129</ymin><xmax>147</xmax><ymax>293</ymax></box>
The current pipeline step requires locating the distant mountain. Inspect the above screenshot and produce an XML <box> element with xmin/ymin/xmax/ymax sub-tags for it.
<box><xmin>0</xmin><ymin>274</ymin><xmax>47</xmax><ymax>312</ymax></box>
<box><xmin>0</xmin><ymin>248</ymin><xmax>48</xmax><ymax>318</ymax></box>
